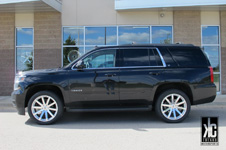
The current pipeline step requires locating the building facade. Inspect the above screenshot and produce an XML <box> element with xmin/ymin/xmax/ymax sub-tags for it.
<box><xmin>0</xmin><ymin>0</ymin><xmax>226</xmax><ymax>95</ymax></box>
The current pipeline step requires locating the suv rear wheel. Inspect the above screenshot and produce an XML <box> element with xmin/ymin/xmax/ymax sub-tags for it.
<box><xmin>28</xmin><ymin>91</ymin><xmax>64</xmax><ymax>125</ymax></box>
<box><xmin>155</xmin><ymin>89</ymin><xmax>191</xmax><ymax>123</ymax></box>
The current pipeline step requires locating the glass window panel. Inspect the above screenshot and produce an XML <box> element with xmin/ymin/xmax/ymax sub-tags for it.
<box><xmin>152</xmin><ymin>49</ymin><xmax>163</xmax><ymax>66</ymax></box>
<box><xmin>214</xmin><ymin>74</ymin><xmax>220</xmax><ymax>92</ymax></box>
<box><xmin>85</xmin><ymin>27</ymin><xmax>117</xmax><ymax>45</ymax></box>
<box><xmin>85</xmin><ymin>46</ymin><xmax>96</xmax><ymax>53</ymax></box>
<box><xmin>83</xmin><ymin>49</ymin><xmax>116</xmax><ymax>68</ymax></box>
<box><xmin>16</xmin><ymin>28</ymin><xmax>33</xmax><ymax>46</ymax></box>
<box><xmin>202</xmin><ymin>26</ymin><xmax>219</xmax><ymax>44</ymax></box>
<box><xmin>16</xmin><ymin>48</ymin><xmax>33</xmax><ymax>72</ymax></box>
<box><xmin>122</xmin><ymin>49</ymin><xmax>150</xmax><ymax>67</ymax></box>
<box><xmin>63</xmin><ymin>47</ymin><xmax>84</xmax><ymax>66</ymax></box>
<box><xmin>118</xmin><ymin>26</ymin><xmax>150</xmax><ymax>45</ymax></box>
<box><xmin>203</xmin><ymin>46</ymin><xmax>219</xmax><ymax>72</ymax></box>
<box><xmin>152</xmin><ymin>26</ymin><xmax>172</xmax><ymax>44</ymax></box>
<box><xmin>63</xmin><ymin>27</ymin><xmax>84</xmax><ymax>45</ymax></box>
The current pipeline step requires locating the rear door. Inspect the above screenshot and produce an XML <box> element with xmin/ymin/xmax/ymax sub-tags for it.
<box><xmin>119</xmin><ymin>47</ymin><xmax>166</xmax><ymax>106</ymax></box>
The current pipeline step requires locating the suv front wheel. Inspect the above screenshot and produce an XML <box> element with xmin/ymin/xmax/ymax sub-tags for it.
<box><xmin>155</xmin><ymin>89</ymin><xmax>191</xmax><ymax>123</ymax></box>
<box><xmin>28</xmin><ymin>91</ymin><xmax>64</xmax><ymax>125</ymax></box>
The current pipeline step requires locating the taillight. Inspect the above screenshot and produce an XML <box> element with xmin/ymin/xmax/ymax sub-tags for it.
<box><xmin>209</xmin><ymin>66</ymin><xmax>214</xmax><ymax>83</ymax></box>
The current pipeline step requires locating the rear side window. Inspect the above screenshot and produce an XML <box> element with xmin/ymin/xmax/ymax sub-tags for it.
<box><xmin>122</xmin><ymin>49</ymin><xmax>149</xmax><ymax>67</ymax></box>
<box><xmin>168</xmin><ymin>47</ymin><xmax>209</xmax><ymax>67</ymax></box>
<box><xmin>122</xmin><ymin>48</ymin><xmax>164</xmax><ymax>67</ymax></box>
<box><xmin>152</xmin><ymin>49</ymin><xmax>163</xmax><ymax>66</ymax></box>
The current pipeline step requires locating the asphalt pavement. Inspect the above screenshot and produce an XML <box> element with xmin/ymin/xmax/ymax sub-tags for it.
<box><xmin>0</xmin><ymin>95</ymin><xmax>225</xmax><ymax>150</ymax></box>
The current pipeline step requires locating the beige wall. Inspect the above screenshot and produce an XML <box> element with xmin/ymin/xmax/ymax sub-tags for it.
<box><xmin>201</xmin><ymin>11</ymin><xmax>220</xmax><ymax>25</ymax></box>
<box><xmin>62</xmin><ymin>0</ymin><xmax>173</xmax><ymax>26</ymax></box>
<box><xmin>15</xmin><ymin>13</ymin><xmax>34</xmax><ymax>27</ymax></box>
<box><xmin>117</xmin><ymin>11</ymin><xmax>173</xmax><ymax>25</ymax></box>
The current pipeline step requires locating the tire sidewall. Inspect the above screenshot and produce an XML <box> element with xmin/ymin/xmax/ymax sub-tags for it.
<box><xmin>28</xmin><ymin>91</ymin><xmax>64</xmax><ymax>125</ymax></box>
<box><xmin>155</xmin><ymin>89</ymin><xmax>191</xmax><ymax>123</ymax></box>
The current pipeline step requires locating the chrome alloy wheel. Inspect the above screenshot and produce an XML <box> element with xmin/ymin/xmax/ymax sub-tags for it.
<box><xmin>31</xmin><ymin>95</ymin><xmax>58</xmax><ymax>122</ymax></box>
<box><xmin>160</xmin><ymin>94</ymin><xmax>187</xmax><ymax>120</ymax></box>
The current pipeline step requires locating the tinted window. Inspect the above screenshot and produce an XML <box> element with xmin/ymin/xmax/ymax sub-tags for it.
<box><xmin>149</xmin><ymin>49</ymin><xmax>158</xmax><ymax>66</ymax></box>
<box><xmin>122</xmin><ymin>49</ymin><xmax>150</xmax><ymax>67</ymax></box>
<box><xmin>152</xmin><ymin>49</ymin><xmax>163</xmax><ymax>66</ymax></box>
<box><xmin>168</xmin><ymin>47</ymin><xmax>209</xmax><ymax>67</ymax></box>
<box><xmin>83</xmin><ymin>49</ymin><xmax>116</xmax><ymax>68</ymax></box>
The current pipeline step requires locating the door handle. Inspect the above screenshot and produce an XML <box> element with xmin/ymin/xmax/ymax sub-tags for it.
<box><xmin>105</xmin><ymin>73</ymin><xmax>116</xmax><ymax>77</ymax></box>
<box><xmin>149</xmin><ymin>72</ymin><xmax>160</xmax><ymax>76</ymax></box>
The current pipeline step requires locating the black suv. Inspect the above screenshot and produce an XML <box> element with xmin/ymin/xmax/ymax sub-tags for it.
<box><xmin>12</xmin><ymin>44</ymin><xmax>216</xmax><ymax>124</ymax></box>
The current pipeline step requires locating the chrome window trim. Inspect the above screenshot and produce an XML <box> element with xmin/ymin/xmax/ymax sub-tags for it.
<box><xmin>156</xmin><ymin>48</ymin><xmax>167</xmax><ymax>67</ymax></box>
<box><xmin>71</xmin><ymin>47</ymin><xmax>166</xmax><ymax>70</ymax></box>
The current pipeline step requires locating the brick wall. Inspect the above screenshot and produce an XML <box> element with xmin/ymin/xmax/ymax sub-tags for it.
<box><xmin>220</xmin><ymin>11</ymin><xmax>226</xmax><ymax>94</ymax></box>
<box><xmin>0</xmin><ymin>13</ymin><xmax>15</xmax><ymax>95</ymax></box>
<box><xmin>34</xmin><ymin>12</ymin><xmax>61</xmax><ymax>69</ymax></box>
<box><xmin>174</xmin><ymin>11</ymin><xmax>201</xmax><ymax>46</ymax></box>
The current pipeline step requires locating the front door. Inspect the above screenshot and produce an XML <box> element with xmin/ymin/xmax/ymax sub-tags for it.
<box><xmin>68</xmin><ymin>49</ymin><xmax>120</xmax><ymax>108</ymax></box>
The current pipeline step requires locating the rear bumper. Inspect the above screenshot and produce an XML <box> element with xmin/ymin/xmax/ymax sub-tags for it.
<box><xmin>11</xmin><ymin>90</ymin><xmax>26</xmax><ymax>115</ymax></box>
<box><xmin>193</xmin><ymin>95</ymin><xmax>216</xmax><ymax>105</ymax></box>
<box><xmin>192</xmin><ymin>83</ymin><xmax>216</xmax><ymax>105</ymax></box>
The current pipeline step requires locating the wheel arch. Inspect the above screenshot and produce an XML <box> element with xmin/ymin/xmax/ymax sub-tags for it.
<box><xmin>153</xmin><ymin>82</ymin><xmax>194</xmax><ymax>107</ymax></box>
<box><xmin>25</xmin><ymin>84</ymin><xmax>65</xmax><ymax>107</ymax></box>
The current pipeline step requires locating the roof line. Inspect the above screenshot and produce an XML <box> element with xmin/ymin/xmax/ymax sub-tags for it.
<box><xmin>41</xmin><ymin>0</ymin><xmax>61</xmax><ymax>12</ymax></box>
<box><xmin>0</xmin><ymin>0</ymin><xmax>38</xmax><ymax>5</ymax></box>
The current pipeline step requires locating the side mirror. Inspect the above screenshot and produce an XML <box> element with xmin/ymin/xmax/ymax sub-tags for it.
<box><xmin>76</xmin><ymin>60</ymin><xmax>85</xmax><ymax>70</ymax></box>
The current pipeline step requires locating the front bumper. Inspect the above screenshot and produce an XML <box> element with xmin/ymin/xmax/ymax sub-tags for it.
<box><xmin>11</xmin><ymin>90</ymin><xmax>26</xmax><ymax>115</ymax></box>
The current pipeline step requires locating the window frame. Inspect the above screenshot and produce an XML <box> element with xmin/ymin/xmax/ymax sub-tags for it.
<box><xmin>15</xmin><ymin>27</ymin><xmax>34</xmax><ymax>73</ymax></box>
<box><xmin>201</xmin><ymin>25</ymin><xmax>221</xmax><ymax>94</ymax></box>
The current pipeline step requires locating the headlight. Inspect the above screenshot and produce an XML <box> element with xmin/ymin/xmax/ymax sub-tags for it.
<box><xmin>14</xmin><ymin>73</ymin><xmax>26</xmax><ymax>91</ymax></box>
<box><xmin>14</xmin><ymin>76</ymin><xmax>25</xmax><ymax>83</ymax></box>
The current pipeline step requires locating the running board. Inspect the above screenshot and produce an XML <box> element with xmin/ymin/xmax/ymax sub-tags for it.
<box><xmin>66</xmin><ymin>107</ymin><xmax>152</xmax><ymax>112</ymax></box>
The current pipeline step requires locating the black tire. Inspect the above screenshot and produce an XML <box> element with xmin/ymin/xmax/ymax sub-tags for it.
<box><xmin>155</xmin><ymin>89</ymin><xmax>191</xmax><ymax>123</ymax></box>
<box><xmin>28</xmin><ymin>91</ymin><xmax>64</xmax><ymax>125</ymax></box>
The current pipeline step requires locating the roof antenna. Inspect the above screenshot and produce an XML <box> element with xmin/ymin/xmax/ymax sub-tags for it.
<box><xmin>131</xmin><ymin>42</ymin><xmax>136</xmax><ymax>44</ymax></box>
<box><xmin>175</xmin><ymin>42</ymin><xmax>183</xmax><ymax>44</ymax></box>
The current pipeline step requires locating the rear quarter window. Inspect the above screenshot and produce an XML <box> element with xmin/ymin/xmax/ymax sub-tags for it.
<box><xmin>167</xmin><ymin>47</ymin><xmax>210</xmax><ymax>67</ymax></box>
